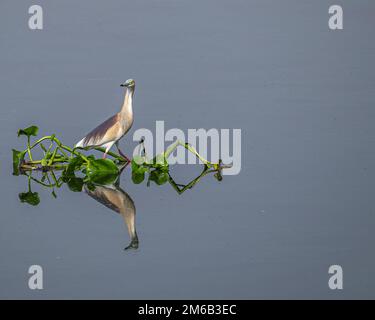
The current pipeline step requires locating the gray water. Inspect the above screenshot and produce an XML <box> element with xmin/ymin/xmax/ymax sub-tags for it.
<box><xmin>1</xmin><ymin>0</ymin><xmax>375</xmax><ymax>299</ymax></box>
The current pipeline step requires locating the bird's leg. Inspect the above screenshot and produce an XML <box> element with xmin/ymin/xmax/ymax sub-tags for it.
<box><xmin>116</xmin><ymin>142</ymin><xmax>131</xmax><ymax>162</ymax></box>
<box><xmin>102</xmin><ymin>141</ymin><xmax>114</xmax><ymax>160</ymax></box>
<box><xmin>121</xmin><ymin>152</ymin><xmax>131</xmax><ymax>163</ymax></box>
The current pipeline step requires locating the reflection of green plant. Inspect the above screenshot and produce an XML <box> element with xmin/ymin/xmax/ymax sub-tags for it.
<box><xmin>168</xmin><ymin>165</ymin><xmax>223</xmax><ymax>195</ymax></box>
<box><xmin>19</xmin><ymin>191</ymin><xmax>40</xmax><ymax>206</ymax></box>
<box><xmin>17</xmin><ymin>162</ymin><xmax>225</xmax><ymax>206</ymax></box>
<box><xmin>18</xmin><ymin>174</ymin><xmax>40</xmax><ymax>206</ymax></box>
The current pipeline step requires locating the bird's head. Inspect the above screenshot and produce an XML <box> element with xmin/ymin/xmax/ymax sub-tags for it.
<box><xmin>120</xmin><ymin>79</ymin><xmax>135</xmax><ymax>88</ymax></box>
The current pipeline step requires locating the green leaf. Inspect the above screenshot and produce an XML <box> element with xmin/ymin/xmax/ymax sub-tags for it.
<box><xmin>51</xmin><ymin>190</ymin><xmax>57</xmax><ymax>198</ymax></box>
<box><xmin>41</xmin><ymin>173</ymin><xmax>47</xmax><ymax>182</ymax></box>
<box><xmin>87</xmin><ymin>155</ymin><xmax>96</xmax><ymax>161</ymax></box>
<box><xmin>132</xmin><ymin>155</ymin><xmax>147</xmax><ymax>168</ymax></box>
<box><xmin>131</xmin><ymin>162</ymin><xmax>149</xmax><ymax>184</ymax></box>
<box><xmin>86</xmin><ymin>159</ymin><xmax>119</xmax><ymax>184</ymax></box>
<box><xmin>19</xmin><ymin>191</ymin><xmax>40</xmax><ymax>206</ymax></box>
<box><xmin>85</xmin><ymin>182</ymin><xmax>96</xmax><ymax>191</ymax></box>
<box><xmin>88</xmin><ymin>172</ymin><xmax>118</xmax><ymax>185</ymax></box>
<box><xmin>66</xmin><ymin>177</ymin><xmax>84</xmax><ymax>192</ymax></box>
<box><xmin>86</xmin><ymin>158</ymin><xmax>119</xmax><ymax>175</ymax></box>
<box><xmin>12</xmin><ymin>149</ymin><xmax>27</xmax><ymax>176</ymax></box>
<box><xmin>132</xmin><ymin>170</ymin><xmax>146</xmax><ymax>184</ymax></box>
<box><xmin>65</xmin><ymin>156</ymin><xmax>84</xmax><ymax>177</ymax></box>
<box><xmin>17</xmin><ymin>125</ymin><xmax>39</xmax><ymax>138</ymax></box>
<box><xmin>214</xmin><ymin>172</ymin><xmax>223</xmax><ymax>181</ymax></box>
<box><xmin>154</xmin><ymin>154</ymin><xmax>169</xmax><ymax>170</ymax></box>
<box><xmin>149</xmin><ymin>169</ymin><xmax>169</xmax><ymax>185</ymax></box>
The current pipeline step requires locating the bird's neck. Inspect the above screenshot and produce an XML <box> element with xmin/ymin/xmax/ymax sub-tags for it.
<box><xmin>120</xmin><ymin>87</ymin><xmax>134</xmax><ymax>115</ymax></box>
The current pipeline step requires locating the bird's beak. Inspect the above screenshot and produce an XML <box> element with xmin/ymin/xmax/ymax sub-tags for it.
<box><xmin>120</xmin><ymin>83</ymin><xmax>127</xmax><ymax>87</ymax></box>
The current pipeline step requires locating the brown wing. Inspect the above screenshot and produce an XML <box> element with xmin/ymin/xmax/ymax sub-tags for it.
<box><xmin>82</xmin><ymin>114</ymin><xmax>119</xmax><ymax>147</ymax></box>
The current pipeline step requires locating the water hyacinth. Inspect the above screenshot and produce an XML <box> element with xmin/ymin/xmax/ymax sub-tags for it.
<box><xmin>12</xmin><ymin>125</ymin><xmax>230</xmax><ymax>205</ymax></box>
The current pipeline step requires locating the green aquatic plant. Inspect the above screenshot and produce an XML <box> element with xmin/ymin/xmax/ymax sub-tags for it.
<box><xmin>130</xmin><ymin>139</ymin><xmax>230</xmax><ymax>185</ymax></box>
<box><xmin>13</xmin><ymin>125</ymin><xmax>126</xmax><ymax>181</ymax></box>
<box><xmin>13</xmin><ymin>125</ymin><xmax>231</xmax><ymax>204</ymax></box>
<box><xmin>13</xmin><ymin>125</ymin><xmax>229</xmax><ymax>176</ymax></box>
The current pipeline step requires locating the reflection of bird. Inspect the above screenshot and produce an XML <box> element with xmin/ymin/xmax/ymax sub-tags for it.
<box><xmin>75</xmin><ymin>79</ymin><xmax>135</xmax><ymax>161</ymax></box>
<box><xmin>84</xmin><ymin>184</ymin><xmax>139</xmax><ymax>250</ymax></box>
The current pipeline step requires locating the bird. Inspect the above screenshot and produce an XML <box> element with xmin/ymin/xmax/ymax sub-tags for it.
<box><xmin>84</xmin><ymin>183</ymin><xmax>139</xmax><ymax>250</ymax></box>
<box><xmin>75</xmin><ymin>79</ymin><xmax>135</xmax><ymax>161</ymax></box>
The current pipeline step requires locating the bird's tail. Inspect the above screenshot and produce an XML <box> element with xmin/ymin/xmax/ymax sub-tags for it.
<box><xmin>75</xmin><ymin>138</ymin><xmax>85</xmax><ymax>148</ymax></box>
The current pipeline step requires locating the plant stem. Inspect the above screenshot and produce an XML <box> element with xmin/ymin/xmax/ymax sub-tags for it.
<box><xmin>94</xmin><ymin>147</ymin><xmax>126</xmax><ymax>162</ymax></box>
<box><xmin>27</xmin><ymin>174</ymin><xmax>31</xmax><ymax>192</ymax></box>
<box><xmin>48</xmin><ymin>147</ymin><xmax>59</xmax><ymax>166</ymax></box>
<box><xmin>27</xmin><ymin>136</ymin><xmax>33</xmax><ymax>161</ymax></box>
<box><xmin>168</xmin><ymin>166</ymin><xmax>216</xmax><ymax>194</ymax></box>
<box><xmin>163</xmin><ymin>140</ymin><xmax>215</xmax><ymax>167</ymax></box>
<box><xmin>29</xmin><ymin>135</ymin><xmax>89</xmax><ymax>162</ymax></box>
<box><xmin>29</xmin><ymin>175</ymin><xmax>56</xmax><ymax>188</ymax></box>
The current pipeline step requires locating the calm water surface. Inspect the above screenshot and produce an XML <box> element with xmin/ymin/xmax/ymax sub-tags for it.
<box><xmin>0</xmin><ymin>0</ymin><xmax>375</xmax><ymax>298</ymax></box>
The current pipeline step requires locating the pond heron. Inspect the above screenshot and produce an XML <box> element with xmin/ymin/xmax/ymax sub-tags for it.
<box><xmin>75</xmin><ymin>79</ymin><xmax>135</xmax><ymax>161</ymax></box>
